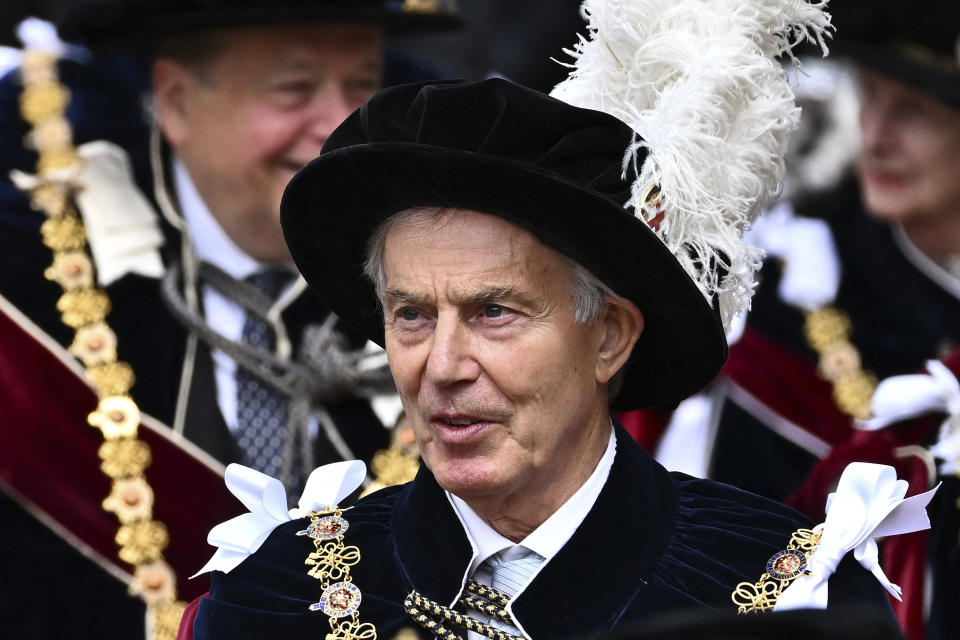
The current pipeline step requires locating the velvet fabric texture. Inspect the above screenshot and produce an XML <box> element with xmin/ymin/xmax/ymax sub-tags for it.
<box><xmin>602</xmin><ymin>606</ymin><xmax>905</xmax><ymax>640</ymax></box>
<box><xmin>190</xmin><ymin>425</ymin><xmax>890</xmax><ymax>639</ymax></box>
<box><xmin>0</xmin><ymin>299</ymin><xmax>240</xmax><ymax>601</ymax></box>
<box><xmin>281</xmin><ymin>78</ymin><xmax>727</xmax><ymax>411</ymax></box>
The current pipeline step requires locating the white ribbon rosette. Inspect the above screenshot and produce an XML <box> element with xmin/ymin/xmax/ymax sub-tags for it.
<box><xmin>193</xmin><ymin>461</ymin><xmax>366</xmax><ymax>577</ymax></box>
<box><xmin>860</xmin><ymin>360</ymin><xmax>960</xmax><ymax>475</ymax></box>
<box><xmin>775</xmin><ymin>463</ymin><xmax>937</xmax><ymax>611</ymax></box>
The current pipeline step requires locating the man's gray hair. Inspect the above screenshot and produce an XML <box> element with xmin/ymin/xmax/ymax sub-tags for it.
<box><xmin>363</xmin><ymin>207</ymin><xmax>617</xmax><ymax>325</ymax></box>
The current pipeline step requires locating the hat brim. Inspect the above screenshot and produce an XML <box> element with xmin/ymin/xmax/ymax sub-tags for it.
<box><xmin>281</xmin><ymin>142</ymin><xmax>727</xmax><ymax>411</ymax></box>
<box><xmin>835</xmin><ymin>40</ymin><xmax>960</xmax><ymax>109</ymax></box>
<box><xmin>58</xmin><ymin>6</ymin><xmax>462</xmax><ymax>51</ymax></box>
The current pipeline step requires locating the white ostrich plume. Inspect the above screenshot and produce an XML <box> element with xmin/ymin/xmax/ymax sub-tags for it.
<box><xmin>551</xmin><ymin>0</ymin><xmax>832</xmax><ymax>329</ymax></box>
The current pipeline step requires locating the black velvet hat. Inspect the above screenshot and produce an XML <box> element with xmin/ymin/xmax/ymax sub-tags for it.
<box><xmin>280</xmin><ymin>78</ymin><xmax>728</xmax><ymax>412</ymax></box>
<box><xmin>831</xmin><ymin>0</ymin><xmax>960</xmax><ymax>108</ymax></box>
<box><xmin>55</xmin><ymin>0</ymin><xmax>461</xmax><ymax>50</ymax></box>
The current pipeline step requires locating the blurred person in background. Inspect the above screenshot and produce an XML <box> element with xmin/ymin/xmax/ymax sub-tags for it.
<box><xmin>623</xmin><ymin>2</ymin><xmax>960</xmax><ymax>638</ymax></box>
<box><xmin>0</xmin><ymin>1</ymin><xmax>459</xmax><ymax>638</ymax></box>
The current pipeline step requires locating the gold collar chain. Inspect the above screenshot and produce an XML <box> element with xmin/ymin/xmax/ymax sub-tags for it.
<box><xmin>298</xmin><ymin>507</ymin><xmax>377</xmax><ymax>639</ymax></box>
<box><xmin>16</xmin><ymin>50</ymin><xmax>185</xmax><ymax>638</ymax></box>
<box><xmin>803</xmin><ymin>307</ymin><xmax>878</xmax><ymax>420</ymax></box>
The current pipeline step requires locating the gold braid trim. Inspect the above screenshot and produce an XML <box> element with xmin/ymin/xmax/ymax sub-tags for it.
<box><xmin>804</xmin><ymin>308</ymin><xmax>878</xmax><ymax>420</ymax></box>
<box><xmin>16</xmin><ymin>49</ymin><xmax>186</xmax><ymax>637</ymax></box>
<box><xmin>298</xmin><ymin>507</ymin><xmax>377</xmax><ymax>639</ymax></box>
<box><xmin>732</xmin><ymin>528</ymin><xmax>823</xmax><ymax>613</ymax></box>
<box><xmin>403</xmin><ymin>580</ymin><xmax>524</xmax><ymax>640</ymax></box>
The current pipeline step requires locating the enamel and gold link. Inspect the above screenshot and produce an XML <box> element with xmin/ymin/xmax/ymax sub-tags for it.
<box><xmin>298</xmin><ymin>507</ymin><xmax>377</xmax><ymax>640</ymax></box>
<box><xmin>732</xmin><ymin>528</ymin><xmax>822</xmax><ymax>613</ymax></box>
<box><xmin>16</xmin><ymin>47</ymin><xmax>186</xmax><ymax>639</ymax></box>
<box><xmin>804</xmin><ymin>308</ymin><xmax>878</xmax><ymax>420</ymax></box>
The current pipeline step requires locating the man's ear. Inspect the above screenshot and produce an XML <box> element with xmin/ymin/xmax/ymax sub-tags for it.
<box><xmin>151</xmin><ymin>58</ymin><xmax>194</xmax><ymax>148</ymax></box>
<box><xmin>595</xmin><ymin>297</ymin><xmax>644</xmax><ymax>384</ymax></box>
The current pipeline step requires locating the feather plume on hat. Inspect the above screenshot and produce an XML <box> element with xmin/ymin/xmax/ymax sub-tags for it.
<box><xmin>551</xmin><ymin>0</ymin><xmax>832</xmax><ymax>328</ymax></box>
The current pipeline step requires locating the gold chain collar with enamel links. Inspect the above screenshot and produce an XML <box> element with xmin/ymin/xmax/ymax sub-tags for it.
<box><xmin>732</xmin><ymin>527</ymin><xmax>823</xmax><ymax>613</ymax></box>
<box><xmin>297</xmin><ymin>507</ymin><xmax>377</xmax><ymax>639</ymax></box>
<box><xmin>16</xmin><ymin>49</ymin><xmax>186</xmax><ymax>638</ymax></box>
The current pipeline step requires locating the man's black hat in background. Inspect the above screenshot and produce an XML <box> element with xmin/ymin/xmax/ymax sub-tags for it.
<box><xmin>54</xmin><ymin>0</ymin><xmax>462</xmax><ymax>52</ymax></box>
<box><xmin>831</xmin><ymin>0</ymin><xmax>960</xmax><ymax>108</ymax></box>
<box><xmin>281</xmin><ymin>78</ymin><xmax>728</xmax><ymax>413</ymax></box>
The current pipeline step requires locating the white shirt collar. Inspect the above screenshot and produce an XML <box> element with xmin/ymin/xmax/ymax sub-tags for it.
<box><xmin>448</xmin><ymin>423</ymin><xmax>617</xmax><ymax>577</ymax></box>
<box><xmin>174</xmin><ymin>157</ymin><xmax>263</xmax><ymax>281</ymax></box>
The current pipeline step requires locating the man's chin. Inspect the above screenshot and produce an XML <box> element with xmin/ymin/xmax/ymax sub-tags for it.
<box><xmin>430</xmin><ymin>462</ymin><xmax>506</xmax><ymax>500</ymax></box>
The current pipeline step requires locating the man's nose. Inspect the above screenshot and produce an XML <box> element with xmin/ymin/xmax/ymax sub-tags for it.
<box><xmin>859</xmin><ymin>99</ymin><xmax>893</xmax><ymax>155</ymax></box>
<box><xmin>424</xmin><ymin>315</ymin><xmax>481</xmax><ymax>387</ymax></box>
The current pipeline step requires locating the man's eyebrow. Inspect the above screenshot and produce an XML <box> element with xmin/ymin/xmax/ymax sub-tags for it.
<box><xmin>461</xmin><ymin>286</ymin><xmax>517</xmax><ymax>305</ymax></box>
<box><xmin>382</xmin><ymin>288</ymin><xmax>422</xmax><ymax>306</ymax></box>
<box><xmin>382</xmin><ymin>286</ymin><xmax>535</xmax><ymax>306</ymax></box>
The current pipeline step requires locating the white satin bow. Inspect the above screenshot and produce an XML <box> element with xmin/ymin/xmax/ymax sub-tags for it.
<box><xmin>10</xmin><ymin>141</ymin><xmax>166</xmax><ymax>286</ymax></box>
<box><xmin>193</xmin><ymin>461</ymin><xmax>366</xmax><ymax>577</ymax></box>
<box><xmin>775</xmin><ymin>463</ymin><xmax>937</xmax><ymax>611</ymax></box>
<box><xmin>860</xmin><ymin>360</ymin><xmax>960</xmax><ymax>475</ymax></box>
<box><xmin>748</xmin><ymin>202</ymin><xmax>841</xmax><ymax>310</ymax></box>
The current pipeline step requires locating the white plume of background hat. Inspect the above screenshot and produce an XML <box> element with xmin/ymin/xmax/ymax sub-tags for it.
<box><xmin>551</xmin><ymin>0</ymin><xmax>833</xmax><ymax>329</ymax></box>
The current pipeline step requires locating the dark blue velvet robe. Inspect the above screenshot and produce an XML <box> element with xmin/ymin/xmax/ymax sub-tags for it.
<box><xmin>193</xmin><ymin>425</ymin><xmax>890</xmax><ymax>639</ymax></box>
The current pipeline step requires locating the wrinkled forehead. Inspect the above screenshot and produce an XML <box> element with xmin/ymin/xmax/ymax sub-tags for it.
<box><xmin>381</xmin><ymin>208</ymin><xmax>569</xmax><ymax>291</ymax></box>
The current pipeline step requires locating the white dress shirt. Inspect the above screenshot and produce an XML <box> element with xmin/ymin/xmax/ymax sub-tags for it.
<box><xmin>447</xmin><ymin>425</ymin><xmax>617</xmax><ymax>639</ymax></box>
<box><xmin>174</xmin><ymin>159</ymin><xmax>297</xmax><ymax>432</ymax></box>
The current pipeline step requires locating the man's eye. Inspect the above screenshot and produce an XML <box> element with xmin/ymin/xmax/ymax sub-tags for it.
<box><xmin>400</xmin><ymin>308</ymin><xmax>420</xmax><ymax>321</ymax></box>
<box><xmin>483</xmin><ymin>305</ymin><xmax>504</xmax><ymax>318</ymax></box>
<box><xmin>345</xmin><ymin>77</ymin><xmax>379</xmax><ymax>92</ymax></box>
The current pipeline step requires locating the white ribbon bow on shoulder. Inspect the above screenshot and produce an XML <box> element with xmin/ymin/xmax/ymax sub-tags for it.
<box><xmin>192</xmin><ymin>461</ymin><xmax>366</xmax><ymax>577</ymax></box>
<box><xmin>860</xmin><ymin>360</ymin><xmax>960</xmax><ymax>474</ymax></box>
<box><xmin>775</xmin><ymin>462</ymin><xmax>938</xmax><ymax>611</ymax></box>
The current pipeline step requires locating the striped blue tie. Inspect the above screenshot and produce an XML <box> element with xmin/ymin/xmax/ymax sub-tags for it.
<box><xmin>472</xmin><ymin>547</ymin><xmax>545</xmax><ymax>637</ymax></box>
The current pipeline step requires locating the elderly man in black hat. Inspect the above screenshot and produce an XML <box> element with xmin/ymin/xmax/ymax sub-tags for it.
<box><xmin>0</xmin><ymin>2</ymin><xmax>457</xmax><ymax>639</ymax></box>
<box><xmin>178</xmin><ymin>2</ymin><xmax>927</xmax><ymax>638</ymax></box>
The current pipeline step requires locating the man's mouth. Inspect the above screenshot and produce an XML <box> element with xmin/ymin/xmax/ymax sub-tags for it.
<box><xmin>435</xmin><ymin>416</ymin><xmax>483</xmax><ymax>427</ymax></box>
<box><xmin>861</xmin><ymin>162</ymin><xmax>909</xmax><ymax>186</ymax></box>
<box><xmin>426</xmin><ymin>411</ymin><xmax>503</xmax><ymax>444</ymax></box>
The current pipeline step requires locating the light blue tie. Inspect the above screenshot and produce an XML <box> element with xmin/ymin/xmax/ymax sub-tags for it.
<box><xmin>472</xmin><ymin>547</ymin><xmax>545</xmax><ymax>637</ymax></box>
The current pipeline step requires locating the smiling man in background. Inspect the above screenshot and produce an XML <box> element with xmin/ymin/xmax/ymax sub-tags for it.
<box><xmin>0</xmin><ymin>1</ymin><xmax>458</xmax><ymax>637</ymax></box>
